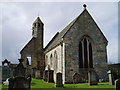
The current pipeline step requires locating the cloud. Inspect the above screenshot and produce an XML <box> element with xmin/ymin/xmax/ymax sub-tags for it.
<box><xmin>1</xmin><ymin>2</ymin><xmax>118</xmax><ymax>64</ymax></box>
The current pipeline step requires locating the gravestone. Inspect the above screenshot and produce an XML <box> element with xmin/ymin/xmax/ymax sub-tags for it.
<box><xmin>9</xmin><ymin>76</ymin><xmax>31</xmax><ymax>90</ymax></box>
<box><xmin>32</xmin><ymin>68</ymin><xmax>36</xmax><ymax>78</ymax></box>
<box><xmin>43</xmin><ymin>70</ymin><xmax>48</xmax><ymax>81</ymax></box>
<box><xmin>88</xmin><ymin>70</ymin><xmax>98</xmax><ymax>86</ymax></box>
<box><xmin>72</xmin><ymin>72</ymin><xmax>80</xmax><ymax>84</ymax></box>
<box><xmin>35</xmin><ymin>70</ymin><xmax>41</xmax><ymax>79</ymax></box>
<box><xmin>107</xmin><ymin>70</ymin><xmax>115</xmax><ymax>85</ymax></box>
<box><xmin>9</xmin><ymin>59</ymin><xmax>31</xmax><ymax>90</ymax></box>
<box><xmin>14</xmin><ymin>59</ymin><xmax>26</xmax><ymax>77</ymax></box>
<box><xmin>115</xmin><ymin>79</ymin><xmax>120</xmax><ymax>90</ymax></box>
<box><xmin>47</xmin><ymin>70</ymin><xmax>54</xmax><ymax>83</ymax></box>
<box><xmin>55</xmin><ymin>72</ymin><xmax>63</xmax><ymax>87</ymax></box>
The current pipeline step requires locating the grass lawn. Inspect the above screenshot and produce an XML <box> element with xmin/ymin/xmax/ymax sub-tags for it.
<box><xmin>1</xmin><ymin>78</ymin><xmax>115</xmax><ymax>89</ymax></box>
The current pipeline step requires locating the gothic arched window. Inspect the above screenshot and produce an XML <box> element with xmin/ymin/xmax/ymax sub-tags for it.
<box><xmin>89</xmin><ymin>43</ymin><xmax>93</xmax><ymax>68</ymax></box>
<box><xmin>45</xmin><ymin>56</ymin><xmax>48</xmax><ymax>66</ymax></box>
<box><xmin>38</xmin><ymin>23</ymin><xmax>40</xmax><ymax>27</ymax></box>
<box><xmin>54</xmin><ymin>51</ymin><xmax>58</xmax><ymax>70</ymax></box>
<box><xmin>50</xmin><ymin>54</ymin><xmax>53</xmax><ymax>68</ymax></box>
<box><xmin>79</xmin><ymin>36</ymin><xmax>93</xmax><ymax>68</ymax></box>
<box><xmin>79</xmin><ymin>41</ymin><xmax>83</xmax><ymax>68</ymax></box>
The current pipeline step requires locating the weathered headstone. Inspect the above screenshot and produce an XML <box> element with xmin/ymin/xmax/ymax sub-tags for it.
<box><xmin>88</xmin><ymin>70</ymin><xmax>98</xmax><ymax>86</ymax></box>
<box><xmin>14</xmin><ymin>59</ymin><xmax>26</xmax><ymax>77</ymax></box>
<box><xmin>43</xmin><ymin>70</ymin><xmax>48</xmax><ymax>81</ymax></box>
<box><xmin>72</xmin><ymin>72</ymin><xmax>80</xmax><ymax>84</ymax></box>
<box><xmin>9</xmin><ymin>76</ymin><xmax>31</xmax><ymax>90</ymax></box>
<box><xmin>47</xmin><ymin>70</ymin><xmax>54</xmax><ymax>83</ymax></box>
<box><xmin>35</xmin><ymin>70</ymin><xmax>41</xmax><ymax>79</ymax></box>
<box><xmin>107</xmin><ymin>70</ymin><xmax>115</xmax><ymax>85</ymax></box>
<box><xmin>9</xmin><ymin>59</ymin><xmax>31</xmax><ymax>90</ymax></box>
<box><xmin>115</xmin><ymin>79</ymin><xmax>120</xmax><ymax>90</ymax></box>
<box><xmin>32</xmin><ymin>68</ymin><xmax>36</xmax><ymax>78</ymax></box>
<box><xmin>55</xmin><ymin>72</ymin><xmax>63</xmax><ymax>87</ymax></box>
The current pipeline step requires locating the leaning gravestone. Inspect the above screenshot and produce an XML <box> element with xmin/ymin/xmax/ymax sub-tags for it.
<box><xmin>55</xmin><ymin>72</ymin><xmax>63</xmax><ymax>87</ymax></box>
<box><xmin>72</xmin><ymin>72</ymin><xmax>80</xmax><ymax>84</ymax></box>
<box><xmin>88</xmin><ymin>70</ymin><xmax>98</xmax><ymax>86</ymax></box>
<box><xmin>43</xmin><ymin>70</ymin><xmax>48</xmax><ymax>81</ymax></box>
<box><xmin>107</xmin><ymin>70</ymin><xmax>115</xmax><ymax>85</ymax></box>
<box><xmin>115</xmin><ymin>79</ymin><xmax>120</xmax><ymax>90</ymax></box>
<box><xmin>9</xmin><ymin>59</ymin><xmax>31</xmax><ymax>90</ymax></box>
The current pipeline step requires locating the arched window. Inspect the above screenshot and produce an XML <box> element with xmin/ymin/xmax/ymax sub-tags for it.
<box><xmin>34</xmin><ymin>23</ymin><xmax>36</xmax><ymax>27</ymax></box>
<box><xmin>79</xmin><ymin>36</ymin><xmax>93</xmax><ymax>68</ymax></box>
<box><xmin>45</xmin><ymin>56</ymin><xmax>48</xmax><ymax>66</ymax></box>
<box><xmin>54</xmin><ymin>51</ymin><xmax>58</xmax><ymax>69</ymax></box>
<box><xmin>79</xmin><ymin>41</ymin><xmax>83</xmax><ymax>68</ymax></box>
<box><xmin>50</xmin><ymin>54</ymin><xmax>53</xmax><ymax>68</ymax></box>
<box><xmin>38</xmin><ymin>23</ymin><xmax>40</xmax><ymax>27</ymax></box>
<box><xmin>89</xmin><ymin>43</ymin><xmax>93</xmax><ymax>68</ymax></box>
<box><xmin>84</xmin><ymin>38</ymin><xmax>88</xmax><ymax>68</ymax></box>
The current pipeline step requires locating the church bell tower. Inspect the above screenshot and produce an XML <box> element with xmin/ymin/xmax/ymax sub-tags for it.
<box><xmin>32</xmin><ymin>17</ymin><xmax>45</xmax><ymax>79</ymax></box>
<box><xmin>32</xmin><ymin>17</ymin><xmax>44</xmax><ymax>49</ymax></box>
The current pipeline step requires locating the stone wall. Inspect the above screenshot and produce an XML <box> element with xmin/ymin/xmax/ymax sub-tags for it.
<box><xmin>20</xmin><ymin>17</ymin><xmax>45</xmax><ymax>79</ymax></box>
<box><xmin>63</xmin><ymin>9</ymin><xmax>108</xmax><ymax>83</ymax></box>
<box><xmin>108</xmin><ymin>64</ymin><xmax>120</xmax><ymax>80</ymax></box>
<box><xmin>45</xmin><ymin>44</ymin><xmax>65</xmax><ymax>84</ymax></box>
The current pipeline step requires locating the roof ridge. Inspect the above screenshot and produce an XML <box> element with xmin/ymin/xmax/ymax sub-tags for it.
<box><xmin>44</xmin><ymin>32</ymin><xmax>59</xmax><ymax>50</ymax></box>
<box><xmin>45</xmin><ymin>9</ymin><xmax>87</xmax><ymax>52</ymax></box>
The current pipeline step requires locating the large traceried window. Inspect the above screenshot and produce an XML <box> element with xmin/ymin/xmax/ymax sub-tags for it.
<box><xmin>79</xmin><ymin>36</ymin><xmax>93</xmax><ymax>68</ymax></box>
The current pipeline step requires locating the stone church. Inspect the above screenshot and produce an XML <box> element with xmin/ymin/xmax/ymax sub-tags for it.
<box><xmin>20</xmin><ymin>5</ymin><xmax>108</xmax><ymax>84</ymax></box>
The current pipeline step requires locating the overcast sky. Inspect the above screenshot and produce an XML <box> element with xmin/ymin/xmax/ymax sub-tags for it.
<box><xmin>0</xmin><ymin>2</ymin><xmax>118</xmax><ymax>65</ymax></box>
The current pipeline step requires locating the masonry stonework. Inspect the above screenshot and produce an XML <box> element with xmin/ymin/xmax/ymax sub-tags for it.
<box><xmin>21</xmin><ymin>5</ymin><xmax>108</xmax><ymax>84</ymax></box>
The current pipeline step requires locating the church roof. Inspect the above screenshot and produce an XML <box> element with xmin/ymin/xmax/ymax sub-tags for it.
<box><xmin>45</xmin><ymin>5</ymin><xmax>108</xmax><ymax>53</ymax></box>
<box><xmin>44</xmin><ymin>13</ymin><xmax>79</xmax><ymax>52</ymax></box>
<box><xmin>20</xmin><ymin>37</ymin><xmax>36</xmax><ymax>54</ymax></box>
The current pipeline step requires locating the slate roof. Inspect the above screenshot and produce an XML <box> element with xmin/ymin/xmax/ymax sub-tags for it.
<box><xmin>45</xmin><ymin>8</ymin><xmax>108</xmax><ymax>53</ymax></box>
<box><xmin>44</xmin><ymin>16</ymin><xmax>79</xmax><ymax>52</ymax></box>
<box><xmin>44</xmin><ymin>9</ymin><xmax>84</xmax><ymax>52</ymax></box>
<box><xmin>20</xmin><ymin>37</ymin><xmax>36</xmax><ymax>54</ymax></box>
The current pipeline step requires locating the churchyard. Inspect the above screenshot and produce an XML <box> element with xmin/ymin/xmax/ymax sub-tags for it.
<box><xmin>1</xmin><ymin>4</ymin><xmax>119</xmax><ymax>90</ymax></box>
<box><xmin>1</xmin><ymin>78</ymin><xmax>115</xmax><ymax>89</ymax></box>
<box><xmin>1</xmin><ymin>59</ymin><xmax>119</xmax><ymax>89</ymax></box>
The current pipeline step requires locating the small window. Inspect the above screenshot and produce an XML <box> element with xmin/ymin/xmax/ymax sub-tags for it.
<box><xmin>27</xmin><ymin>57</ymin><xmax>31</xmax><ymax>65</ymax></box>
<box><xmin>34</xmin><ymin>23</ymin><xmax>36</xmax><ymax>27</ymax></box>
<box><xmin>4</xmin><ymin>63</ymin><xmax>8</xmax><ymax>66</ymax></box>
<box><xmin>50</xmin><ymin>54</ymin><xmax>53</xmax><ymax>67</ymax></box>
<box><xmin>38</xmin><ymin>23</ymin><xmax>40</xmax><ymax>27</ymax></box>
<box><xmin>32</xmin><ymin>30</ymin><xmax>34</xmax><ymax>35</ymax></box>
